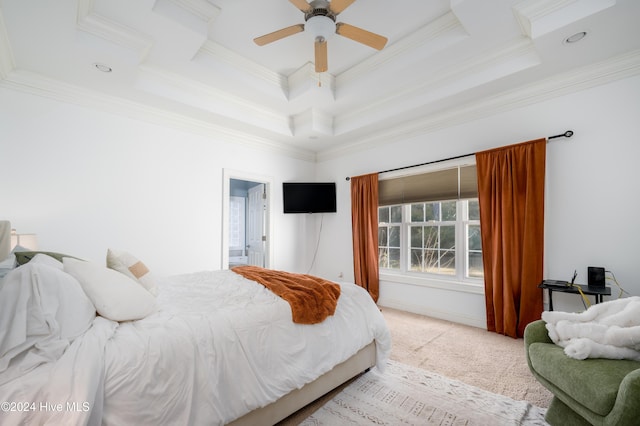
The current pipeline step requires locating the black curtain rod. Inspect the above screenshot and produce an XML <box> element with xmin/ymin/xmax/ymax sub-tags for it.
<box><xmin>346</xmin><ymin>130</ymin><xmax>573</xmax><ymax>181</ymax></box>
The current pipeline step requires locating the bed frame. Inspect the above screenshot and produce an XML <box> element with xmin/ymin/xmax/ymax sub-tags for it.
<box><xmin>228</xmin><ymin>340</ymin><xmax>377</xmax><ymax>426</ymax></box>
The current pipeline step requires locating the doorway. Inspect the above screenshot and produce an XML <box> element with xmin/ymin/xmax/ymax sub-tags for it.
<box><xmin>222</xmin><ymin>169</ymin><xmax>272</xmax><ymax>269</ymax></box>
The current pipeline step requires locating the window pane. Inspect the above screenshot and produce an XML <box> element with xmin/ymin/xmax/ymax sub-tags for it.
<box><xmin>389</xmin><ymin>226</ymin><xmax>400</xmax><ymax>247</ymax></box>
<box><xmin>389</xmin><ymin>248</ymin><xmax>400</xmax><ymax>269</ymax></box>
<box><xmin>468</xmin><ymin>225</ymin><xmax>481</xmax><ymax>250</ymax></box>
<box><xmin>410</xmin><ymin>204</ymin><xmax>424</xmax><ymax>222</ymax></box>
<box><xmin>423</xmin><ymin>249</ymin><xmax>439</xmax><ymax>272</ymax></box>
<box><xmin>379</xmin><ymin>248</ymin><xmax>388</xmax><ymax>268</ymax></box>
<box><xmin>440</xmin><ymin>225</ymin><xmax>455</xmax><ymax>250</ymax></box>
<box><xmin>423</xmin><ymin>226</ymin><xmax>438</xmax><ymax>249</ymax></box>
<box><xmin>424</xmin><ymin>202</ymin><xmax>439</xmax><ymax>221</ymax></box>
<box><xmin>410</xmin><ymin>249</ymin><xmax>423</xmax><ymax>271</ymax></box>
<box><xmin>468</xmin><ymin>252</ymin><xmax>483</xmax><ymax>277</ymax></box>
<box><xmin>440</xmin><ymin>250</ymin><xmax>456</xmax><ymax>275</ymax></box>
<box><xmin>379</xmin><ymin>207</ymin><xmax>389</xmax><ymax>223</ymax></box>
<box><xmin>468</xmin><ymin>199</ymin><xmax>480</xmax><ymax>220</ymax></box>
<box><xmin>410</xmin><ymin>226</ymin><xmax>423</xmax><ymax>248</ymax></box>
<box><xmin>442</xmin><ymin>201</ymin><xmax>457</xmax><ymax>221</ymax></box>
<box><xmin>378</xmin><ymin>227</ymin><xmax>388</xmax><ymax>246</ymax></box>
<box><xmin>390</xmin><ymin>205</ymin><xmax>402</xmax><ymax>223</ymax></box>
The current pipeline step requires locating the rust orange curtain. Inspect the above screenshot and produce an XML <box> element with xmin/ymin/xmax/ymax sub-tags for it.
<box><xmin>350</xmin><ymin>173</ymin><xmax>379</xmax><ymax>302</ymax></box>
<box><xmin>476</xmin><ymin>138</ymin><xmax>545</xmax><ymax>338</ymax></box>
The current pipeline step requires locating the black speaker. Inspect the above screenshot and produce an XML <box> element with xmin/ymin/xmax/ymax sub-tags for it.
<box><xmin>588</xmin><ymin>267</ymin><xmax>605</xmax><ymax>288</ymax></box>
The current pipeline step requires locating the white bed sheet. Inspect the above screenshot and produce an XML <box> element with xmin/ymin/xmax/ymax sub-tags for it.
<box><xmin>1</xmin><ymin>268</ymin><xmax>390</xmax><ymax>426</ymax></box>
<box><xmin>102</xmin><ymin>269</ymin><xmax>391</xmax><ymax>425</ymax></box>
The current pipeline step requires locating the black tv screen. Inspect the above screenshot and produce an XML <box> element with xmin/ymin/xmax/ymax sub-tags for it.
<box><xmin>283</xmin><ymin>182</ymin><xmax>337</xmax><ymax>214</ymax></box>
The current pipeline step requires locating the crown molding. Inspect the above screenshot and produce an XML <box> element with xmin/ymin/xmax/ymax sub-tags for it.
<box><xmin>77</xmin><ymin>0</ymin><xmax>153</xmax><ymax>61</ymax></box>
<box><xmin>0</xmin><ymin>69</ymin><xmax>315</xmax><ymax>162</ymax></box>
<box><xmin>161</xmin><ymin>0</ymin><xmax>221</xmax><ymax>24</ymax></box>
<box><xmin>137</xmin><ymin>65</ymin><xmax>292</xmax><ymax>136</ymax></box>
<box><xmin>152</xmin><ymin>0</ymin><xmax>220</xmax><ymax>40</ymax></box>
<box><xmin>0</xmin><ymin>9</ymin><xmax>15</xmax><ymax>79</ymax></box>
<box><xmin>334</xmin><ymin>36</ymin><xmax>539</xmax><ymax>135</ymax></box>
<box><xmin>196</xmin><ymin>40</ymin><xmax>286</xmax><ymax>91</ymax></box>
<box><xmin>317</xmin><ymin>49</ymin><xmax>640</xmax><ymax>162</ymax></box>
<box><xmin>513</xmin><ymin>0</ymin><xmax>575</xmax><ymax>37</ymax></box>
<box><xmin>3</xmin><ymin>49</ymin><xmax>638</xmax><ymax>165</ymax></box>
<box><xmin>513</xmin><ymin>0</ymin><xmax>616</xmax><ymax>39</ymax></box>
<box><xmin>287</xmin><ymin>62</ymin><xmax>335</xmax><ymax>101</ymax></box>
<box><xmin>337</xmin><ymin>11</ymin><xmax>468</xmax><ymax>87</ymax></box>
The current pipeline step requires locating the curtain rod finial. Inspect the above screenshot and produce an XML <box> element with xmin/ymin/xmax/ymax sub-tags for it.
<box><xmin>548</xmin><ymin>130</ymin><xmax>574</xmax><ymax>140</ymax></box>
<box><xmin>346</xmin><ymin>177</ymin><xmax>351</xmax><ymax>181</ymax></box>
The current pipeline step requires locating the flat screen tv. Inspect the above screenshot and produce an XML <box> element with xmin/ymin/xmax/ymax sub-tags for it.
<box><xmin>283</xmin><ymin>182</ymin><xmax>337</xmax><ymax>214</ymax></box>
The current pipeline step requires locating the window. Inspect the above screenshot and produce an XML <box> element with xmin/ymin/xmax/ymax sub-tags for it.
<box><xmin>409</xmin><ymin>200</ymin><xmax>457</xmax><ymax>275</ymax></box>
<box><xmin>378</xmin><ymin>164</ymin><xmax>483</xmax><ymax>282</ymax></box>
<box><xmin>466</xmin><ymin>199</ymin><xmax>483</xmax><ymax>278</ymax></box>
<box><xmin>229</xmin><ymin>196</ymin><xmax>246</xmax><ymax>251</ymax></box>
<box><xmin>378</xmin><ymin>205</ymin><xmax>401</xmax><ymax>269</ymax></box>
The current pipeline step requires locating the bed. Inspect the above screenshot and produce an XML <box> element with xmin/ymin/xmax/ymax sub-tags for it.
<box><xmin>0</xmin><ymin>241</ymin><xmax>391</xmax><ymax>425</ymax></box>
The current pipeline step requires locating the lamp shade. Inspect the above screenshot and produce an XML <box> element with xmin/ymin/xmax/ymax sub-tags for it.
<box><xmin>306</xmin><ymin>15</ymin><xmax>336</xmax><ymax>41</ymax></box>
<box><xmin>10</xmin><ymin>231</ymin><xmax>39</xmax><ymax>251</ymax></box>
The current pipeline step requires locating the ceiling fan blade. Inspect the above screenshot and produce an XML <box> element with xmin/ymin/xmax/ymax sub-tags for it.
<box><xmin>315</xmin><ymin>39</ymin><xmax>328</xmax><ymax>73</ymax></box>
<box><xmin>336</xmin><ymin>22</ymin><xmax>387</xmax><ymax>50</ymax></box>
<box><xmin>253</xmin><ymin>24</ymin><xmax>304</xmax><ymax>46</ymax></box>
<box><xmin>289</xmin><ymin>0</ymin><xmax>312</xmax><ymax>13</ymax></box>
<box><xmin>328</xmin><ymin>0</ymin><xmax>356</xmax><ymax>14</ymax></box>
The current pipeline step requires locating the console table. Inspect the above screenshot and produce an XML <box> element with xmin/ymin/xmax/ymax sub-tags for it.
<box><xmin>538</xmin><ymin>281</ymin><xmax>611</xmax><ymax>311</ymax></box>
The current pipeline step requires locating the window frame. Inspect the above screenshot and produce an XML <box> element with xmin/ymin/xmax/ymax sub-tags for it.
<box><xmin>377</xmin><ymin>158</ymin><xmax>483</xmax><ymax>291</ymax></box>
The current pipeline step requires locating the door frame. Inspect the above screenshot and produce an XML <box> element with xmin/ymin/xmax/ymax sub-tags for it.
<box><xmin>222</xmin><ymin>169</ymin><xmax>273</xmax><ymax>269</ymax></box>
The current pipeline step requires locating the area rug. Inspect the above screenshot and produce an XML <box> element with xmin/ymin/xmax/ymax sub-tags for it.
<box><xmin>300</xmin><ymin>360</ymin><xmax>548</xmax><ymax>425</ymax></box>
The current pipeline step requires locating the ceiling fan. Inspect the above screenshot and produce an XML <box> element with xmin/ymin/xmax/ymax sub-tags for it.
<box><xmin>253</xmin><ymin>0</ymin><xmax>388</xmax><ymax>73</ymax></box>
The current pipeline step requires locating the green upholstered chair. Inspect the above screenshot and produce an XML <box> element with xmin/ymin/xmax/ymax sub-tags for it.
<box><xmin>524</xmin><ymin>320</ymin><xmax>640</xmax><ymax>426</ymax></box>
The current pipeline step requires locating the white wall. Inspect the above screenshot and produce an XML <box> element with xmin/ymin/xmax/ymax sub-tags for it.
<box><xmin>0</xmin><ymin>88</ymin><xmax>315</xmax><ymax>275</ymax></box>
<box><xmin>2</xmin><ymin>75</ymin><xmax>639</xmax><ymax>328</ymax></box>
<box><xmin>315</xmin><ymin>75</ymin><xmax>640</xmax><ymax>327</ymax></box>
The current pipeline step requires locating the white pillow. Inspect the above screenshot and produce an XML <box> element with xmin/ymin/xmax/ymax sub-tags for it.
<box><xmin>106</xmin><ymin>249</ymin><xmax>157</xmax><ymax>296</ymax></box>
<box><xmin>63</xmin><ymin>257</ymin><xmax>156</xmax><ymax>322</ymax></box>
<box><xmin>30</xmin><ymin>262</ymin><xmax>96</xmax><ymax>339</ymax></box>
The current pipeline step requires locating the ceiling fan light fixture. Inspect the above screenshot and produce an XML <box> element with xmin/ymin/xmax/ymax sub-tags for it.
<box><xmin>305</xmin><ymin>15</ymin><xmax>336</xmax><ymax>41</ymax></box>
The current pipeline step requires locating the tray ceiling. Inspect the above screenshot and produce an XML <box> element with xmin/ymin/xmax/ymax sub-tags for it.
<box><xmin>1</xmin><ymin>0</ymin><xmax>639</xmax><ymax>160</ymax></box>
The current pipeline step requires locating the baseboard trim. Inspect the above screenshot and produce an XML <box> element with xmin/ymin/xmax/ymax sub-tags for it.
<box><xmin>378</xmin><ymin>298</ymin><xmax>486</xmax><ymax>329</ymax></box>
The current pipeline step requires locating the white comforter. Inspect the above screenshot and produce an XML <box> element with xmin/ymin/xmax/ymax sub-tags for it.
<box><xmin>1</xmin><ymin>267</ymin><xmax>391</xmax><ymax>425</ymax></box>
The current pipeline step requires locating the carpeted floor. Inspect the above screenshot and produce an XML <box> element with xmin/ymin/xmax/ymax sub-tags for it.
<box><xmin>381</xmin><ymin>307</ymin><xmax>553</xmax><ymax>409</ymax></box>
<box><xmin>277</xmin><ymin>308</ymin><xmax>553</xmax><ymax>425</ymax></box>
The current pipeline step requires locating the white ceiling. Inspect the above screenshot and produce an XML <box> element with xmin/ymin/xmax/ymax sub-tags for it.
<box><xmin>1</xmin><ymin>0</ymin><xmax>639</xmax><ymax>160</ymax></box>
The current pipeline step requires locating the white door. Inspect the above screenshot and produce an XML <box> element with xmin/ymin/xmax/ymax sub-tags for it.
<box><xmin>247</xmin><ymin>184</ymin><xmax>266</xmax><ymax>267</ymax></box>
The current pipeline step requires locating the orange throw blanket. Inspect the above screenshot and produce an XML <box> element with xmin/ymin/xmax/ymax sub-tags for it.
<box><xmin>231</xmin><ymin>266</ymin><xmax>340</xmax><ymax>324</ymax></box>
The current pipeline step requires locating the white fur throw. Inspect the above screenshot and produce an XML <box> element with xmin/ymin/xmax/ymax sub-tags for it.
<box><xmin>541</xmin><ymin>296</ymin><xmax>640</xmax><ymax>361</ymax></box>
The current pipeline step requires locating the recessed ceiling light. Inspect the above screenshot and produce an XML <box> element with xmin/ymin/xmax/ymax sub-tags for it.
<box><xmin>564</xmin><ymin>31</ymin><xmax>587</xmax><ymax>44</ymax></box>
<box><xmin>93</xmin><ymin>63</ymin><xmax>112</xmax><ymax>72</ymax></box>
